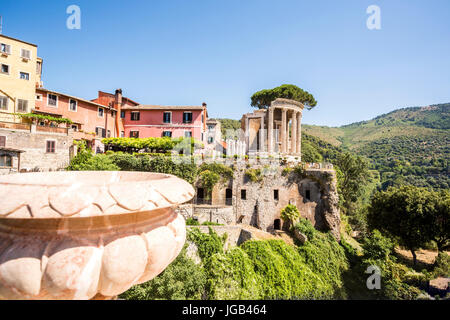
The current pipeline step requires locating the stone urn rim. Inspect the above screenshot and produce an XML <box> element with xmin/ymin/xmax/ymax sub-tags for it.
<box><xmin>0</xmin><ymin>171</ymin><xmax>195</xmax><ymax>219</ymax></box>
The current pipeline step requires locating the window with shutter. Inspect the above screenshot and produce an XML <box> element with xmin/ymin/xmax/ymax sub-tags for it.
<box><xmin>163</xmin><ymin>112</ymin><xmax>171</xmax><ymax>123</ymax></box>
<box><xmin>0</xmin><ymin>43</ymin><xmax>11</xmax><ymax>54</ymax></box>
<box><xmin>95</xmin><ymin>127</ymin><xmax>105</xmax><ymax>137</ymax></box>
<box><xmin>0</xmin><ymin>96</ymin><xmax>7</xmax><ymax>110</ymax></box>
<box><xmin>69</xmin><ymin>99</ymin><xmax>77</xmax><ymax>111</ymax></box>
<box><xmin>46</xmin><ymin>141</ymin><xmax>55</xmax><ymax>153</ymax></box>
<box><xmin>19</xmin><ymin>72</ymin><xmax>29</xmax><ymax>80</ymax></box>
<box><xmin>21</xmin><ymin>49</ymin><xmax>31</xmax><ymax>60</ymax></box>
<box><xmin>183</xmin><ymin>112</ymin><xmax>192</xmax><ymax>123</ymax></box>
<box><xmin>0</xmin><ymin>64</ymin><xmax>9</xmax><ymax>74</ymax></box>
<box><xmin>131</xmin><ymin>112</ymin><xmax>140</xmax><ymax>121</ymax></box>
<box><xmin>48</xmin><ymin>94</ymin><xmax>58</xmax><ymax>107</ymax></box>
<box><xmin>17</xmin><ymin>99</ymin><xmax>28</xmax><ymax>112</ymax></box>
<box><xmin>0</xmin><ymin>136</ymin><xmax>5</xmax><ymax>147</ymax></box>
<box><xmin>130</xmin><ymin>131</ymin><xmax>139</xmax><ymax>138</ymax></box>
<box><xmin>0</xmin><ymin>155</ymin><xmax>12</xmax><ymax>167</ymax></box>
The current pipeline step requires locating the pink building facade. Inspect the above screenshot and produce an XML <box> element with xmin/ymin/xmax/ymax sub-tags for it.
<box><xmin>121</xmin><ymin>104</ymin><xmax>208</xmax><ymax>141</ymax></box>
<box><xmin>34</xmin><ymin>88</ymin><xmax>209</xmax><ymax>148</ymax></box>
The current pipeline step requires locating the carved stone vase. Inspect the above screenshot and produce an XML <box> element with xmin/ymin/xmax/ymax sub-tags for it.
<box><xmin>0</xmin><ymin>171</ymin><xmax>194</xmax><ymax>300</ymax></box>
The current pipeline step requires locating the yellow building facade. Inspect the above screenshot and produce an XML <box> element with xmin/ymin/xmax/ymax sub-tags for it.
<box><xmin>0</xmin><ymin>34</ymin><xmax>42</xmax><ymax>122</ymax></box>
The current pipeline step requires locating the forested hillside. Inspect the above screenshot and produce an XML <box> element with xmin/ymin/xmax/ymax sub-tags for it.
<box><xmin>303</xmin><ymin>103</ymin><xmax>450</xmax><ymax>190</ymax></box>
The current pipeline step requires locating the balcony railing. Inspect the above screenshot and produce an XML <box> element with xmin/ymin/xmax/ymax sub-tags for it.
<box><xmin>36</xmin><ymin>126</ymin><xmax>68</xmax><ymax>134</ymax></box>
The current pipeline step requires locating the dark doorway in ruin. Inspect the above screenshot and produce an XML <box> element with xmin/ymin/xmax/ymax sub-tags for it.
<box><xmin>305</xmin><ymin>190</ymin><xmax>311</xmax><ymax>201</ymax></box>
<box><xmin>250</xmin><ymin>204</ymin><xmax>259</xmax><ymax>228</ymax></box>
<box><xmin>197</xmin><ymin>188</ymin><xmax>204</xmax><ymax>204</ymax></box>
<box><xmin>256</xmin><ymin>130</ymin><xmax>260</xmax><ymax>150</ymax></box>
<box><xmin>274</xmin><ymin>219</ymin><xmax>281</xmax><ymax>230</ymax></box>
<box><xmin>274</xmin><ymin>189</ymin><xmax>279</xmax><ymax>201</ymax></box>
<box><xmin>225</xmin><ymin>188</ymin><xmax>232</xmax><ymax>205</ymax></box>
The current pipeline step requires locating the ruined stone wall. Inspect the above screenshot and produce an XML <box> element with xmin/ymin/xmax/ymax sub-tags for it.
<box><xmin>192</xmin><ymin>161</ymin><xmax>341</xmax><ymax>241</ymax></box>
<box><xmin>231</xmin><ymin>163</ymin><xmax>340</xmax><ymax>240</ymax></box>
<box><xmin>0</xmin><ymin>128</ymin><xmax>73</xmax><ymax>171</ymax></box>
<box><xmin>211</xmin><ymin>181</ymin><xmax>232</xmax><ymax>206</ymax></box>
<box><xmin>192</xmin><ymin>205</ymin><xmax>234</xmax><ymax>225</ymax></box>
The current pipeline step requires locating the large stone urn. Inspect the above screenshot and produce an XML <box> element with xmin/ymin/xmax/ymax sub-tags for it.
<box><xmin>0</xmin><ymin>171</ymin><xmax>194</xmax><ymax>300</ymax></box>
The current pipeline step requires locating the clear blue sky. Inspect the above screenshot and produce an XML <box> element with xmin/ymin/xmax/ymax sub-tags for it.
<box><xmin>2</xmin><ymin>0</ymin><xmax>450</xmax><ymax>126</ymax></box>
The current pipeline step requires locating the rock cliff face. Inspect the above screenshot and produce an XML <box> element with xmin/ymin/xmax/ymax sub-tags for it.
<box><xmin>193</xmin><ymin>161</ymin><xmax>341</xmax><ymax>241</ymax></box>
<box><xmin>302</xmin><ymin>169</ymin><xmax>341</xmax><ymax>241</ymax></box>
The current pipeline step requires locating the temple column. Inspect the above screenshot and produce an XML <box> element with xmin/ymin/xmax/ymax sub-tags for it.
<box><xmin>268</xmin><ymin>108</ymin><xmax>274</xmax><ymax>153</ymax></box>
<box><xmin>281</xmin><ymin>109</ymin><xmax>287</xmax><ymax>153</ymax></box>
<box><xmin>291</xmin><ymin>111</ymin><xmax>297</xmax><ymax>155</ymax></box>
<box><xmin>259</xmin><ymin>115</ymin><xmax>265</xmax><ymax>152</ymax></box>
<box><xmin>297</xmin><ymin>112</ymin><xmax>302</xmax><ymax>156</ymax></box>
<box><xmin>245</xmin><ymin>117</ymin><xmax>249</xmax><ymax>153</ymax></box>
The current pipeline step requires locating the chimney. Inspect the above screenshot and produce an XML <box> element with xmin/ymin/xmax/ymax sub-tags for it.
<box><xmin>114</xmin><ymin>89</ymin><xmax>123</xmax><ymax>137</ymax></box>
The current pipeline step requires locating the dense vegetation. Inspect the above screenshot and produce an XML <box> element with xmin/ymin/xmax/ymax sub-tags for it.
<box><xmin>68</xmin><ymin>143</ymin><xmax>198</xmax><ymax>184</ymax></box>
<box><xmin>121</xmin><ymin>220</ymin><xmax>351</xmax><ymax>300</ymax></box>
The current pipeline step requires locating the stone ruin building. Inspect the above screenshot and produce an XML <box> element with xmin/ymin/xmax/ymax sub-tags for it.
<box><xmin>184</xmin><ymin>98</ymin><xmax>341</xmax><ymax>241</ymax></box>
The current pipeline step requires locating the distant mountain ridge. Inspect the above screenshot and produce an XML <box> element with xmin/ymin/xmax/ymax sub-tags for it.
<box><xmin>342</xmin><ymin>103</ymin><xmax>450</xmax><ymax>130</ymax></box>
<box><xmin>217</xmin><ymin>103</ymin><xmax>449</xmax><ymax>190</ymax></box>
<box><xmin>303</xmin><ymin>102</ymin><xmax>449</xmax><ymax>190</ymax></box>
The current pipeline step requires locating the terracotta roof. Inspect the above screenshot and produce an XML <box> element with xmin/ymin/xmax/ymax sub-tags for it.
<box><xmin>122</xmin><ymin>105</ymin><xmax>206</xmax><ymax>111</ymax></box>
<box><xmin>96</xmin><ymin>91</ymin><xmax>140</xmax><ymax>106</ymax></box>
<box><xmin>37</xmin><ymin>88</ymin><xmax>116</xmax><ymax>111</ymax></box>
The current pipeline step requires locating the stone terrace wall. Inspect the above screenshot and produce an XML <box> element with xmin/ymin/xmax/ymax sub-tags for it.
<box><xmin>192</xmin><ymin>205</ymin><xmax>234</xmax><ymax>225</ymax></box>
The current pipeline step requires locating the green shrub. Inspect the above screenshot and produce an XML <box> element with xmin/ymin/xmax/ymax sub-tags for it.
<box><xmin>245</xmin><ymin>168</ymin><xmax>263</xmax><ymax>182</ymax></box>
<box><xmin>362</xmin><ymin>230</ymin><xmax>396</xmax><ymax>261</ymax></box>
<box><xmin>67</xmin><ymin>141</ymin><xmax>93</xmax><ymax>170</ymax></box>
<box><xmin>280</xmin><ymin>204</ymin><xmax>300</xmax><ymax>229</ymax></box>
<box><xmin>361</xmin><ymin>230</ymin><xmax>423</xmax><ymax>299</ymax></box>
<box><xmin>119</xmin><ymin>246</ymin><xmax>206</xmax><ymax>300</ymax></box>
<box><xmin>432</xmin><ymin>252</ymin><xmax>450</xmax><ymax>278</ymax></box>
<box><xmin>187</xmin><ymin>227</ymin><xmax>225</xmax><ymax>262</ymax></box>
<box><xmin>295</xmin><ymin>220</ymin><xmax>349</xmax><ymax>298</ymax></box>
<box><xmin>186</xmin><ymin>218</ymin><xmax>200</xmax><ymax>226</ymax></box>
<box><xmin>68</xmin><ymin>153</ymin><xmax>119</xmax><ymax>171</ymax></box>
<box><xmin>281</xmin><ymin>167</ymin><xmax>293</xmax><ymax>176</ymax></box>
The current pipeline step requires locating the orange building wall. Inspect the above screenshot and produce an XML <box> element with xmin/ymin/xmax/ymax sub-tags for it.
<box><xmin>35</xmin><ymin>89</ymin><xmax>117</xmax><ymax>137</ymax></box>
